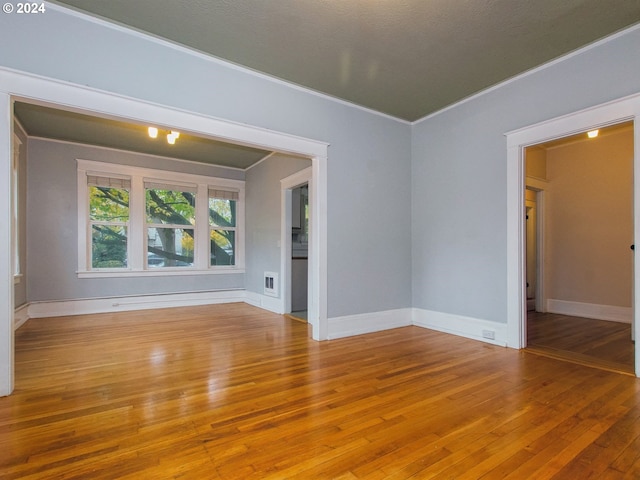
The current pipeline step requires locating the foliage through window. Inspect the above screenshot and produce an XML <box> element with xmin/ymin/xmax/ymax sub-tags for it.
<box><xmin>209</xmin><ymin>189</ymin><xmax>238</xmax><ymax>266</ymax></box>
<box><xmin>146</xmin><ymin>183</ymin><xmax>196</xmax><ymax>268</ymax></box>
<box><xmin>78</xmin><ymin>160</ymin><xmax>244</xmax><ymax>275</ymax></box>
<box><xmin>89</xmin><ymin>176</ymin><xmax>130</xmax><ymax>268</ymax></box>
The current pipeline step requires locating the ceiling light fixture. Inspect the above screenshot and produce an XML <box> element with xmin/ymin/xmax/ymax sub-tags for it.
<box><xmin>587</xmin><ymin>129</ymin><xmax>599</xmax><ymax>138</ymax></box>
<box><xmin>148</xmin><ymin>126</ymin><xmax>181</xmax><ymax>145</ymax></box>
<box><xmin>167</xmin><ymin>131</ymin><xmax>180</xmax><ymax>145</ymax></box>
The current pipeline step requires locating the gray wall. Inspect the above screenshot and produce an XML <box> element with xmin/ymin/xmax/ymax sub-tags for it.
<box><xmin>245</xmin><ymin>154</ymin><xmax>311</xmax><ymax>296</ymax></box>
<box><xmin>13</xmin><ymin>123</ymin><xmax>27</xmax><ymax>308</ymax></box>
<box><xmin>26</xmin><ymin>138</ymin><xmax>245</xmax><ymax>302</ymax></box>
<box><xmin>412</xmin><ymin>26</ymin><xmax>640</xmax><ymax>324</ymax></box>
<box><xmin>1</xmin><ymin>6</ymin><xmax>413</xmax><ymax>317</ymax></box>
<box><xmin>11</xmin><ymin>6</ymin><xmax>635</xmax><ymax>326</ymax></box>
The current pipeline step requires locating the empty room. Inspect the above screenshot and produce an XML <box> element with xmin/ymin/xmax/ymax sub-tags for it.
<box><xmin>1</xmin><ymin>1</ymin><xmax>640</xmax><ymax>478</ymax></box>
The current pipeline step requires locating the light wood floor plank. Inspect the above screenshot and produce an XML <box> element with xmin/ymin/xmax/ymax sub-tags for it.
<box><xmin>1</xmin><ymin>303</ymin><xmax>639</xmax><ymax>478</ymax></box>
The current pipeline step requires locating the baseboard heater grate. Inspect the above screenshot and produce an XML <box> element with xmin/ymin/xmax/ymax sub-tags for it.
<box><xmin>264</xmin><ymin>272</ymin><xmax>278</xmax><ymax>297</ymax></box>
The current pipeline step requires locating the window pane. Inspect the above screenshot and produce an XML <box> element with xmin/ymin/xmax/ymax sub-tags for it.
<box><xmin>209</xmin><ymin>198</ymin><xmax>236</xmax><ymax>227</ymax></box>
<box><xmin>147</xmin><ymin>227</ymin><xmax>194</xmax><ymax>267</ymax></box>
<box><xmin>90</xmin><ymin>186</ymin><xmax>129</xmax><ymax>222</ymax></box>
<box><xmin>210</xmin><ymin>230</ymin><xmax>235</xmax><ymax>266</ymax></box>
<box><xmin>146</xmin><ymin>188</ymin><xmax>195</xmax><ymax>225</ymax></box>
<box><xmin>92</xmin><ymin>225</ymin><xmax>127</xmax><ymax>268</ymax></box>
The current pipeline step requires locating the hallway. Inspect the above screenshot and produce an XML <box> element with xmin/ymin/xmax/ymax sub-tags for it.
<box><xmin>527</xmin><ymin>311</ymin><xmax>634</xmax><ymax>374</ymax></box>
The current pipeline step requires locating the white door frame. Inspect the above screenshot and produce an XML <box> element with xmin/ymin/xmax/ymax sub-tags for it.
<box><xmin>506</xmin><ymin>92</ymin><xmax>640</xmax><ymax>376</ymax></box>
<box><xmin>524</xmin><ymin>181</ymin><xmax>547</xmax><ymax>313</ymax></box>
<box><xmin>0</xmin><ymin>93</ymin><xmax>13</xmax><ymax>396</ymax></box>
<box><xmin>0</xmin><ymin>67</ymin><xmax>330</xmax><ymax>395</ymax></box>
<box><xmin>281</xmin><ymin>168</ymin><xmax>312</xmax><ymax>319</ymax></box>
<box><xmin>524</xmin><ymin>189</ymin><xmax>538</xmax><ymax>311</ymax></box>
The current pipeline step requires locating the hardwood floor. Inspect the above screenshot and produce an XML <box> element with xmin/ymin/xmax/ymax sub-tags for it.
<box><xmin>527</xmin><ymin>311</ymin><xmax>635</xmax><ymax>375</ymax></box>
<box><xmin>2</xmin><ymin>303</ymin><xmax>640</xmax><ymax>479</ymax></box>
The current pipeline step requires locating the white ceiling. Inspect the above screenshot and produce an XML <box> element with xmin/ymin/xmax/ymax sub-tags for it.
<box><xmin>52</xmin><ymin>0</ymin><xmax>640</xmax><ymax>121</ymax></box>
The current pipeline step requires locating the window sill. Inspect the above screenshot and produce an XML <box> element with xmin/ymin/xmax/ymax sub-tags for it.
<box><xmin>77</xmin><ymin>268</ymin><xmax>244</xmax><ymax>279</ymax></box>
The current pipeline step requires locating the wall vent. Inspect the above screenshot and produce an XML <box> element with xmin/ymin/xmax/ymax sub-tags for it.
<box><xmin>264</xmin><ymin>272</ymin><xmax>279</xmax><ymax>297</ymax></box>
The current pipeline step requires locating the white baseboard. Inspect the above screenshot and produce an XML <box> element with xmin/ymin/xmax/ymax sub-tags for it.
<box><xmin>412</xmin><ymin>308</ymin><xmax>508</xmax><ymax>347</ymax></box>
<box><xmin>14</xmin><ymin>304</ymin><xmax>29</xmax><ymax>330</ymax></box>
<box><xmin>244</xmin><ymin>291</ymin><xmax>285</xmax><ymax>314</ymax></box>
<box><xmin>27</xmin><ymin>289</ymin><xmax>247</xmax><ymax>318</ymax></box>
<box><xmin>17</xmin><ymin>293</ymin><xmax>510</xmax><ymax>349</ymax></box>
<box><xmin>546</xmin><ymin>299</ymin><xmax>632</xmax><ymax>323</ymax></box>
<box><xmin>327</xmin><ymin>308</ymin><xmax>509</xmax><ymax>346</ymax></box>
<box><xmin>327</xmin><ymin>308</ymin><xmax>413</xmax><ymax>340</ymax></box>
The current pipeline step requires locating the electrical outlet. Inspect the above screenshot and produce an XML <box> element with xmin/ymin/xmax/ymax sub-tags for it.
<box><xmin>482</xmin><ymin>329</ymin><xmax>495</xmax><ymax>340</ymax></box>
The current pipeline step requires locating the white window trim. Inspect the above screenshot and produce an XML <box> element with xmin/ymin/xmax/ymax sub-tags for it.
<box><xmin>77</xmin><ymin>159</ymin><xmax>245</xmax><ymax>277</ymax></box>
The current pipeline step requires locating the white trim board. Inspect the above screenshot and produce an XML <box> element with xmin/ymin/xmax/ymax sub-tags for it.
<box><xmin>546</xmin><ymin>299</ymin><xmax>632</xmax><ymax>324</ymax></box>
<box><xmin>0</xmin><ymin>93</ymin><xmax>13</xmax><ymax>396</ymax></box>
<box><xmin>17</xmin><ymin>297</ymin><xmax>508</xmax><ymax>350</ymax></box>
<box><xmin>244</xmin><ymin>291</ymin><xmax>285</xmax><ymax>315</ymax></box>
<box><xmin>13</xmin><ymin>304</ymin><xmax>28</xmax><ymax>330</ymax></box>
<box><xmin>18</xmin><ymin>290</ymin><xmax>284</xmax><ymax>324</ymax></box>
<box><xmin>327</xmin><ymin>307</ymin><xmax>508</xmax><ymax>347</ymax></box>
<box><xmin>327</xmin><ymin>308</ymin><xmax>413</xmax><ymax>340</ymax></box>
<box><xmin>412</xmin><ymin>309</ymin><xmax>508</xmax><ymax>347</ymax></box>
<box><xmin>28</xmin><ymin>290</ymin><xmax>246</xmax><ymax>319</ymax></box>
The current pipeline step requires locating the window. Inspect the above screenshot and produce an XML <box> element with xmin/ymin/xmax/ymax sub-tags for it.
<box><xmin>89</xmin><ymin>175</ymin><xmax>130</xmax><ymax>269</ymax></box>
<box><xmin>77</xmin><ymin>159</ymin><xmax>244</xmax><ymax>277</ymax></box>
<box><xmin>145</xmin><ymin>182</ymin><xmax>196</xmax><ymax>268</ymax></box>
<box><xmin>209</xmin><ymin>189</ymin><xmax>238</xmax><ymax>266</ymax></box>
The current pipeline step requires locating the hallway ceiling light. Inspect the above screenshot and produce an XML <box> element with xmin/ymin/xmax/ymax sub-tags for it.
<box><xmin>148</xmin><ymin>126</ymin><xmax>158</xmax><ymax>138</ymax></box>
<box><xmin>587</xmin><ymin>129</ymin><xmax>599</xmax><ymax>138</ymax></box>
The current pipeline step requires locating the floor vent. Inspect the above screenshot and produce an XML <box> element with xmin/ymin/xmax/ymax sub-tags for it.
<box><xmin>264</xmin><ymin>272</ymin><xmax>278</xmax><ymax>297</ymax></box>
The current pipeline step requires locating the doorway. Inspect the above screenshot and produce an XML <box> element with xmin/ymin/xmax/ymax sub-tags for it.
<box><xmin>523</xmin><ymin>123</ymin><xmax>635</xmax><ymax>373</ymax></box>
<box><xmin>290</xmin><ymin>184</ymin><xmax>309</xmax><ymax>322</ymax></box>
<box><xmin>0</xmin><ymin>69</ymin><xmax>330</xmax><ymax>396</ymax></box>
<box><xmin>280</xmin><ymin>168</ymin><xmax>312</xmax><ymax>326</ymax></box>
<box><xmin>525</xmin><ymin>187</ymin><xmax>539</xmax><ymax>312</ymax></box>
<box><xmin>506</xmin><ymin>93</ymin><xmax>640</xmax><ymax>377</ymax></box>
